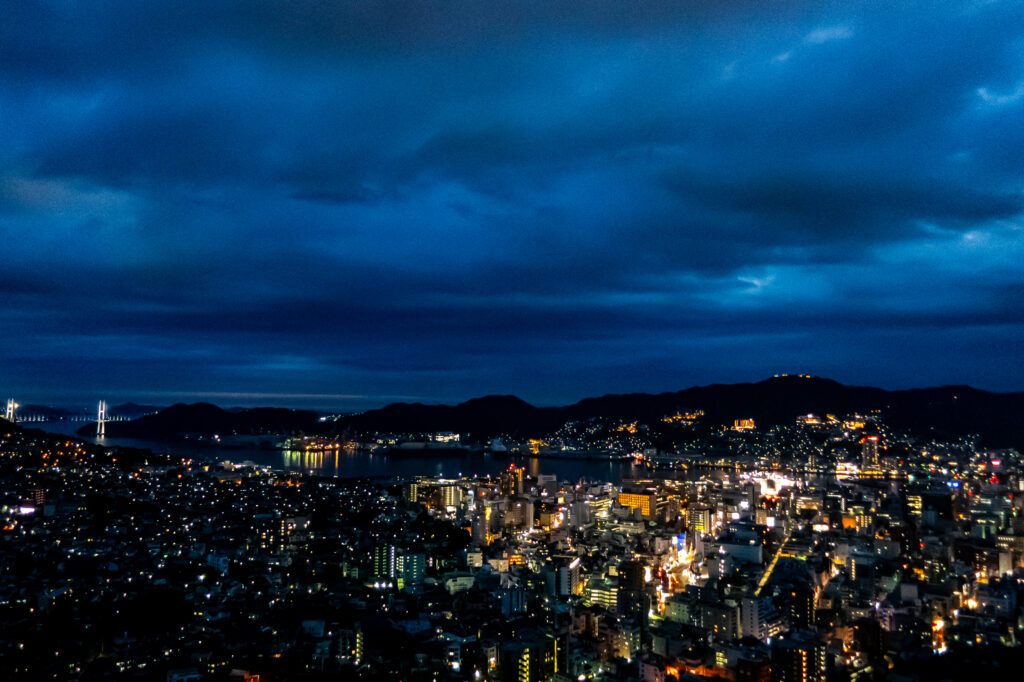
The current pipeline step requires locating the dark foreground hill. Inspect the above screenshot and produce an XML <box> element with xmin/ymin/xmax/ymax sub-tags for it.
<box><xmin>77</xmin><ymin>403</ymin><xmax>319</xmax><ymax>439</ymax></box>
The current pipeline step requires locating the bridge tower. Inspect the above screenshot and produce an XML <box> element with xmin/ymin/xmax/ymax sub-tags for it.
<box><xmin>97</xmin><ymin>400</ymin><xmax>107</xmax><ymax>438</ymax></box>
<box><xmin>5</xmin><ymin>399</ymin><xmax>17</xmax><ymax>422</ymax></box>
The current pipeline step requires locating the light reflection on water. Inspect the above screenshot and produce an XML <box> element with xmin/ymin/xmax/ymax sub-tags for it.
<box><xmin>278</xmin><ymin>447</ymin><xmax>637</xmax><ymax>483</ymax></box>
<box><xmin>31</xmin><ymin>422</ymin><xmax>639</xmax><ymax>483</ymax></box>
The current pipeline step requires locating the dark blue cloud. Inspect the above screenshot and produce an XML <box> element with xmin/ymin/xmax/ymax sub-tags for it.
<box><xmin>2</xmin><ymin>1</ymin><xmax>1023</xmax><ymax>408</ymax></box>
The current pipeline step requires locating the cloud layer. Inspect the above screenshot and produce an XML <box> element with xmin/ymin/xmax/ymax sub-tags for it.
<box><xmin>2</xmin><ymin>1</ymin><xmax>1023</xmax><ymax>407</ymax></box>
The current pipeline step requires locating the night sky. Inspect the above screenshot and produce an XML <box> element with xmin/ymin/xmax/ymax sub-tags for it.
<box><xmin>2</xmin><ymin>1</ymin><xmax>1023</xmax><ymax>409</ymax></box>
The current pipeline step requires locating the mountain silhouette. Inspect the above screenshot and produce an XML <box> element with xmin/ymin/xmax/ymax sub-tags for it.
<box><xmin>71</xmin><ymin>376</ymin><xmax>1024</xmax><ymax>449</ymax></box>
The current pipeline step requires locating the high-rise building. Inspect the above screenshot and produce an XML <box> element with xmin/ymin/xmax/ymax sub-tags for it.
<box><xmin>29</xmin><ymin>487</ymin><xmax>45</xmax><ymax>507</ymax></box>
<box><xmin>441</xmin><ymin>485</ymin><xmax>463</xmax><ymax>509</ymax></box>
<box><xmin>373</xmin><ymin>544</ymin><xmax>396</xmax><ymax>580</ymax></box>
<box><xmin>553</xmin><ymin>556</ymin><xmax>581</xmax><ymax>597</ymax></box>
<box><xmin>498</xmin><ymin>586</ymin><xmax>528</xmax><ymax>617</ymax></box>
<box><xmin>472</xmin><ymin>511</ymin><xmax>489</xmax><ymax>547</ymax></box>
<box><xmin>770</xmin><ymin>630</ymin><xmax>826</xmax><ymax>682</ymax></box>
<box><xmin>499</xmin><ymin>465</ymin><xmax>524</xmax><ymax>496</ymax></box>
<box><xmin>860</xmin><ymin>436</ymin><xmax>879</xmax><ymax>470</ymax></box>
<box><xmin>510</xmin><ymin>497</ymin><xmax>534</xmax><ymax>530</ymax></box>
<box><xmin>569</xmin><ymin>500</ymin><xmax>591</xmax><ymax>528</ymax></box>
<box><xmin>617</xmin><ymin>560</ymin><xmax>649</xmax><ymax>623</ymax></box>
<box><xmin>260</xmin><ymin>517</ymin><xmax>298</xmax><ymax>553</ymax></box>
<box><xmin>338</xmin><ymin>624</ymin><xmax>363</xmax><ymax>664</ymax></box>
<box><xmin>785</xmin><ymin>586</ymin><xmax>816</xmax><ymax>630</ymax></box>
<box><xmin>399</xmin><ymin>552</ymin><xmax>426</xmax><ymax>586</ymax></box>
<box><xmin>689</xmin><ymin>505</ymin><xmax>713</xmax><ymax>536</ymax></box>
<box><xmin>499</xmin><ymin>634</ymin><xmax>558</xmax><ymax>682</ymax></box>
<box><xmin>741</xmin><ymin>596</ymin><xmax>773</xmax><ymax>641</ymax></box>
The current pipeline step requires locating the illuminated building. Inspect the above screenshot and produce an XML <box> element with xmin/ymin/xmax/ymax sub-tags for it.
<box><xmin>500</xmin><ymin>465</ymin><xmax>524</xmax><ymax>496</ymax></box>
<box><xmin>619</xmin><ymin>489</ymin><xmax>658</xmax><ymax>519</ymax></box>
<box><xmin>569</xmin><ymin>499</ymin><xmax>591</xmax><ymax>528</ymax></box>
<box><xmin>510</xmin><ymin>497</ymin><xmax>534</xmax><ymax>530</ymax></box>
<box><xmin>770</xmin><ymin>631</ymin><xmax>826</xmax><ymax>682</ymax></box>
<box><xmin>689</xmin><ymin>505</ymin><xmax>713</xmax><ymax>536</ymax></box>
<box><xmin>663</xmin><ymin>410</ymin><xmax>704</xmax><ymax>424</ymax></box>
<box><xmin>696</xmin><ymin>600</ymin><xmax>740</xmax><ymax>641</ymax></box>
<box><xmin>607</xmin><ymin>625</ymin><xmax>642</xmax><ymax>660</ymax></box>
<box><xmin>373</xmin><ymin>544</ymin><xmax>396</xmax><ymax>580</ymax></box>
<box><xmin>398</xmin><ymin>552</ymin><xmax>425</xmax><ymax>586</ymax></box>
<box><xmin>906</xmin><ymin>493</ymin><xmax>923</xmax><ymax>521</ymax></box>
<box><xmin>538</xmin><ymin>509</ymin><xmax>561</xmax><ymax>529</ymax></box>
<box><xmin>441</xmin><ymin>484</ymin><xmax>463</xmax><ymax>509</ymax></box>
<box><xmin>338</xmin><ymin>624</ymin><xmax>363</xmax><ymax>664</ymax></box>
<box><xmin>499</xmin><ymin>635</ymin><xmax>558</xmax><ymax>682</ymax></box>
<box><xmin>860</xmin><ymin>436</ymin><xmax>879</xmax><ymax>470</ymax></box>
<box><xmin>260</xmin><ymin>516</ymin><xmax>305</xmax><ymax>553</ymax></box>
<box><xmin>741</xmin><ymin>596</ymin><xmax>781</xmax><ymax>641</ymax></box>
<box><xmin>553</xmin><ymin>556</ymin><xmax>581</xmax><ymax>597</ymax></box>
<box><xmin>589</xmin><ymin>496</ymin><xmax>611</xmax><ymax>521</ymax></box>
<box><xmin>733</xmin><ymin>419</ymin><xmax>756</xmax><ymax>431</ymax></box>
<box><xmin>584</xmin><ymin>577</ymin><xmax>617</xmax><ymax>610</ymax></box>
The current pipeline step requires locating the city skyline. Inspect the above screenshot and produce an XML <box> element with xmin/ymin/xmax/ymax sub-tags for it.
<box><xmin>3</xmin><ymin>374</ymin><xmax>1023</xmax><ymax>680</ymax></box>
<box><xmin>3</xmin><ymin>1</ymin><xmax>1023</xmax><ymax>407</ymax></box>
